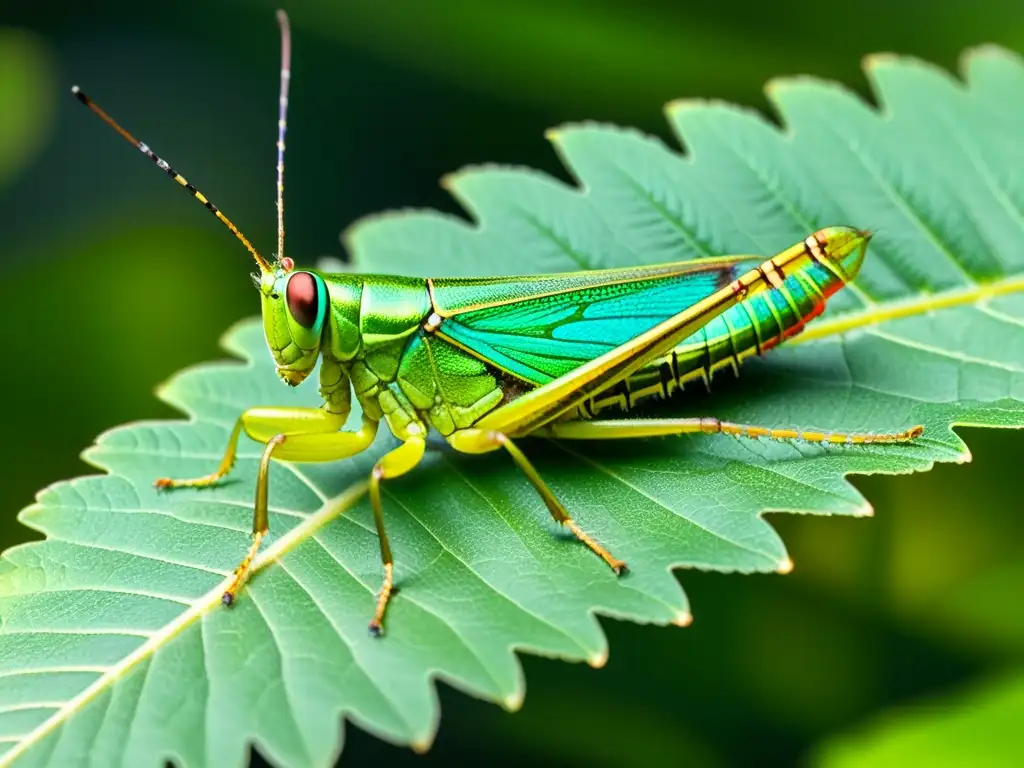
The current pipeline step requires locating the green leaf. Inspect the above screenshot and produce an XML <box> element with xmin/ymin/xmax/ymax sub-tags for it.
<box><xmin>3</xmin><ymin>47</ymin><xmax>1024</xmax><ymax>767</ymax></box>
<box><xmin>813</xmin><ymin>672</ymin><xmax>1024</xmax><ymax>767</ymax></box>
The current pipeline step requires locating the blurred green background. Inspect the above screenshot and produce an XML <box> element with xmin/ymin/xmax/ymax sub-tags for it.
<box><xmin>2</xmin><ymin>0</ymin><xmax>1023</xmax><ymax>765</ymax></box>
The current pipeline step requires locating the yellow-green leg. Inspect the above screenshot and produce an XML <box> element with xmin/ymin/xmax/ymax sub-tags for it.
<box><xmin>539</xmin><ymin>417</ymin><xmax>924</xmax><ymax>444</ymax></box>
<box><xmin>367</xmin><ymin>432</ymin><xmax>426</xmax><ymax>637</ymax></box>
<box><xmin>155</xmin><ymin>406</ymin><xmax>379</xmax><ymax>606</ymax></box>
<box><xmin>448</xmin><ymin>429</ymin><xmax>627</xmax><ymax>575</ymax></box>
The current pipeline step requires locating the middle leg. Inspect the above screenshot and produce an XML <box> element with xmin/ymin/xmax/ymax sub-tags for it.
<box><xmin>366</xmin><ymin>430</ymin><xmax>427</xmax><ymax>637</ymax></box>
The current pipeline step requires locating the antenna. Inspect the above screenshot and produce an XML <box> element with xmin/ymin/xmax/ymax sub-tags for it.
<box><xmin>70</xmin><ymin>10</ymin><xmax>301</xmax><ymax>276</ymax></box>
<box><xmin>70</xmin><ymin>86</ymin><xmax>273</xmax><ymax>275</ymax></box>
<box><xmin>275</xmin><ymin>9</ymin><xmax>292</xmax><ymax>269</ymax></box>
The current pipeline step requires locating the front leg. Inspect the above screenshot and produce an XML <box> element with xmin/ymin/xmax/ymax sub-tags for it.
<box><xmin>155</xmin><ymin>406</ymin><xmax>379</xmax><ymax>605</ymax></box>
<box><xmin>366</xmin><ymin>430</ymin><xmax>427</xmax><ymax>637</ymax></box>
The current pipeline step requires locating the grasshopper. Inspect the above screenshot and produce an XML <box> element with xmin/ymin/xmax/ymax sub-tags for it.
<box><xmin>72</xmin><ymin>10</ymin><xmax>922</xmax><ymax>636</ymax></box>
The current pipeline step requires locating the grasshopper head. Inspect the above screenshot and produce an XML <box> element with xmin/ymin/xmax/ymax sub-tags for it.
<box><xmin>810</xmin><ymin>226</ymin><xmax>872</xmax><ymax>284</ymax></box>
<box><xmin>257</xmin><ymin>264</ymin><xmax>328</xmax><ymax>387</ymax></box>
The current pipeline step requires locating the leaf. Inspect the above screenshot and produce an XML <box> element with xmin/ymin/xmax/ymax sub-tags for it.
<box><xmin>813</xmin><ymin>672</ymin><xmax>1024</xmax><ymax>767</ymax></box>
<box><xmin>3</xmin><ymin>47</ymin><xmax>1024</xmax><ymax>768</ymax></box>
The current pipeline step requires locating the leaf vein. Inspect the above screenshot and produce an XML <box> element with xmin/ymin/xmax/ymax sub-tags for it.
<box><xmin>382</xmin><ymin>484</ymin><xmax>593</xmax><ymax>657</ymax></box>
<box><xmin>274</xmin><ymin>558</ymin><xmax>415</xmax><ymax>734</ymax></box>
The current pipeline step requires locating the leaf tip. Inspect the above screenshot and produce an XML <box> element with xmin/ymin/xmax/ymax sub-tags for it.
<box><xmin>439</xmin><ymin>172</ymin><xmax>459</xmax><ymax>192</ymax></box>
<box><xmin>663</xmin><ymin>98</ymin><xmax>701</xmax><ymax>118</ymax></box>
<box><xmin>961</xmin><ymin>43</ymin><xmax>1024</xmax><ymax>71</ymax></box>
<box><xmin>955</xmin><ymin>440</ymin><xmax>973</xmax><ymax>464</ymax></box>
<box><xmin>673</xmin><ymin>610</ymin><xmax>693</xmax><ymax>628</ymax></box>
<box><xmin>777</xmin><ymin>557</ymin><xmax>794</xmax><ymax>575</ymax></box>
<box><xmin>502</xmin><ymin>689</ymin><xmax>525</xmax><ymax>712</ymax></box>
<box><xmin>543</xmin><ymin>127</ymin><xmax>561</xmax><ymax>143</ymax></box>
<box><xmin>763</xmin><ymin>77</ymin><xmax>789</xmax><ymax>99</ymax></box>
<box><xmin>587</xmin><ymin>649</ymin><xmax>608</xmax><ymax>669</ymax></box>
<box><xmin>863</xmin><ymin>51</ymin><xmax>901</xmax><ymax>72</ymax></box>
<box><xmin>764</xmin><ymin>75</ymin><xmax>820</xmax><ymax>102</ymax></box>
<box><xmin>411</xmin><ymin>736</ymin><xmax>433</xmax><ymax>754</ymax></box>
<box><xmin>854</xmin><ymin>503</ymin><xmax>875</xmax><ymax>518</ymax></box>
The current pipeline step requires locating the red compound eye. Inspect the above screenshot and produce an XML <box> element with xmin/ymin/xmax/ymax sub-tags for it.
<box><xmin>286</xmin><ymin>271</ymin><xmax>319</xmax><ymax>328</ymax></box>
<box><xmin>280</xmin><ymin>256</ymin><xmax>295</xmax><ymax>271</ymax></box>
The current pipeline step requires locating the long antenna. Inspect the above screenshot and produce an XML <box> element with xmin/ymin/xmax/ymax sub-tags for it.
<box><xmin>275</xmin><ymin>9</ymin><xmax>292</xmax><ymax>267</ymax></box>
<box><xmin>71</xmin><ymin>86</ymin><xmax>274</xmax><ymax>275</ymax></box>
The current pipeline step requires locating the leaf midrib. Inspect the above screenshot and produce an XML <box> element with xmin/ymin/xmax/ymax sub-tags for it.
<box><xmin>0</xmin><ymin>482</ymin><xmax>368</xmax><ymax>768</ymax></box>
<box><xmin>796</xmin><ymin>273</ymin><xmax>1024</xmax><ymax>344</ymax></box>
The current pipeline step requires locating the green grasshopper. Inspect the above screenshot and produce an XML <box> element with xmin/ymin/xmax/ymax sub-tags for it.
<box><xmin>72</xmin><ymin>10</ymin><xmax>923</xmax><ymax>636</ymax></box>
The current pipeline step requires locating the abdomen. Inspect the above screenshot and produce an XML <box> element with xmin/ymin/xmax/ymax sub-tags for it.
<box><xmin>583</xmin><ymin>259</ymin><xmax>840</xmax><ymax>416</ymax></box>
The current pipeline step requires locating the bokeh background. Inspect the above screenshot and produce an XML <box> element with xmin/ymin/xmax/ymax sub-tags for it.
<box><xmin>2</xmin><ymin>0</ymin><xmax>1023</xmax><ymax>765</ymax></box>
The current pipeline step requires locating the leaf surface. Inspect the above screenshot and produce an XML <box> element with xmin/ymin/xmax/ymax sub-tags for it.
<box><xmin>814</xmin><ymin>672</ymin><xmax>1024</xmax><ymax>767</ymax></box>
<box><xmin>3</xmin><ymin>48</ymin><xmax>1024</xmax><ymax>768</ymax></box>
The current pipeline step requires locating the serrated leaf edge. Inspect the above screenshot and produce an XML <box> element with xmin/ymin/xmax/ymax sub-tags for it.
<box><xmin>0</xmin><ymin>481</ymin><xmax>368</xmax><ymax>768</ymax></box>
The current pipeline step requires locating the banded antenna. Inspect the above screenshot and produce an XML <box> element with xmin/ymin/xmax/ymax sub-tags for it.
<box><xmin>70</xmin><ymin>9</ymin><xmax>298</xmax><ymax>276</ymax></box>
<box><xmin>275</xmin><ymin>9</ymin><xmax>292</xmax><ymax>270</ymax></box>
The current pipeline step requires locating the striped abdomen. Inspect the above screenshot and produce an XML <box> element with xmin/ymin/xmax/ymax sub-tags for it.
<box><xmin>585</xmin><ymin>257</ymin><xmax>844</xmax><ymax>416</ymax></box>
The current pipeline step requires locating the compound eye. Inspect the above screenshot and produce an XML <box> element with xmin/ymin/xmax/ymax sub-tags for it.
<box><xmin>286</xmin><ymin>272</ymin><xmax>319</xmax><ymax>328</ymax></box>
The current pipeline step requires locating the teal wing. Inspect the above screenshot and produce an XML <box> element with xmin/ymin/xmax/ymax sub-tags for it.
<box><xmin>430</xmin><ymin>257</ymin><xmax>763</xmax><ymax>385</ymax></box>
